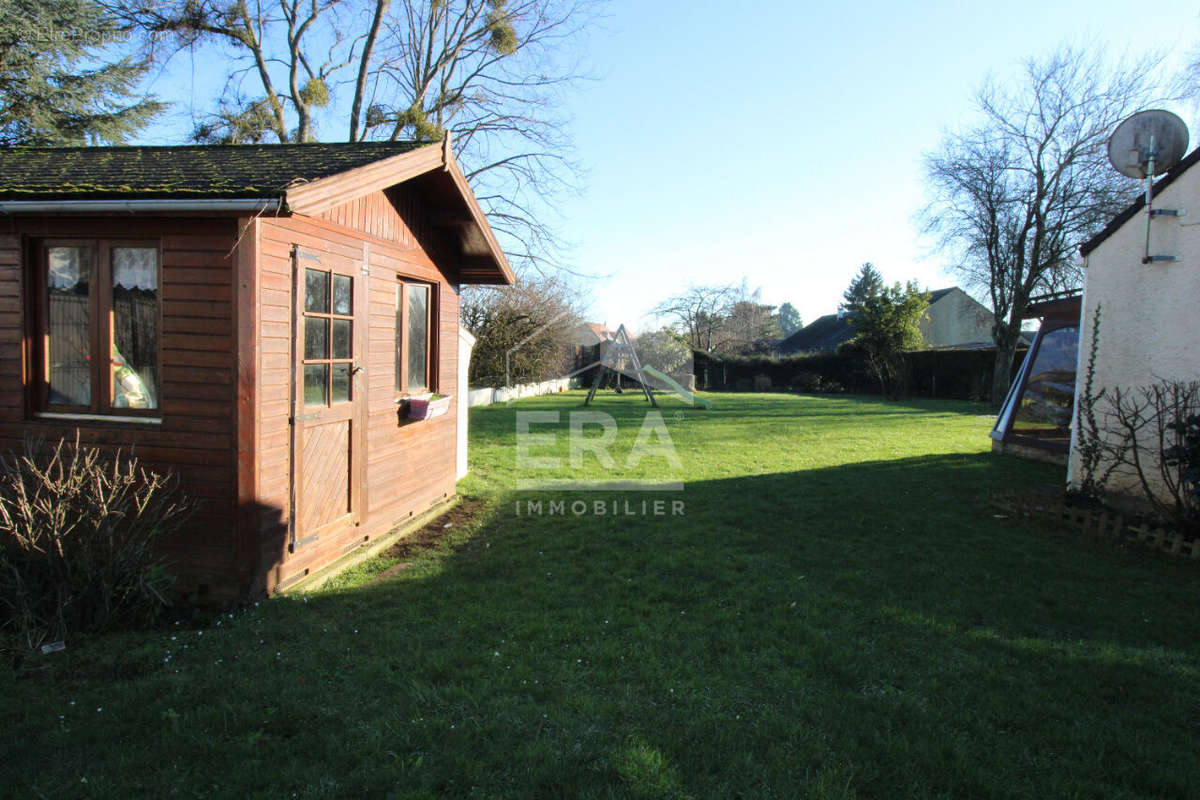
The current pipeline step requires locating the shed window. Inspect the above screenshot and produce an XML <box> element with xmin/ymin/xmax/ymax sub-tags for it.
<box><xmin>38</xmin><ymin>240</ymin><xmax>160</xmax><ymax>414</ymax></box>
<box><xmin>395</xmin><ymin>280</ymin><xmax>434</xmax><ymax>393</ymax></box>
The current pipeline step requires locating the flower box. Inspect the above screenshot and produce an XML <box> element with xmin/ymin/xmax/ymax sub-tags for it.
<box><xmin>407</xmin><ymin>393</ymin><xmax>451</xmax><ymax>420</ymax></box>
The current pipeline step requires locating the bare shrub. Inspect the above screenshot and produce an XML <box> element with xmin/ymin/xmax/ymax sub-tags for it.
<box><xmin>1102</xmin><ymin>380</ymin><xmax>1200</xmax><ymax>536</ymax></box>
<box><xmin>1164</xmin><ymin>413</ymin><xmax>1200</xmax><ymax>529</ymax></box>
<box><xmin>0</xmin><ymin>436</ymin><xmax>197</xmax><ymax>651</ymax></box>
<box><xmin>460</xmin><ymin>274</ymin><xmax>583</xmax><ymax>387</ymax></box>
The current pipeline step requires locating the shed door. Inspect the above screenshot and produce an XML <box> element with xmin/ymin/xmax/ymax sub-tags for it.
<box><xmin>290</xmin><ymin>248</ymin><xmax>365</xmax><ymax>549</ymax></box>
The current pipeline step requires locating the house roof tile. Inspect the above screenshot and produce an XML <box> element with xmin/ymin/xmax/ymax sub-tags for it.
<box><xmin>778</xmin><ymin>313</ymin><xmax>856</xmax><ymax>354</ymax></box>
<box><xmin>0</xmin><ymin>141</ymin><xmax>425</xmax><ymax>201</ymax></box>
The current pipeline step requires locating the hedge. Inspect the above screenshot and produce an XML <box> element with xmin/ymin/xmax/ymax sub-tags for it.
<box><xmin>693</xmin><ymin>346</ymin><xmax>1029</xmax><ymax>402</ymax></box>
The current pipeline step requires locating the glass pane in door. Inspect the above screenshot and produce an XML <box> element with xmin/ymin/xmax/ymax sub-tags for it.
<box><xmin>304</xmin><ymin>364</ymin><xmax>328</xmax><ymax>406</ymax></box>
<box><xmin>332</xmin><ymin>274</ymin><xmax>352</xmax><ymax>315</ymax></box>
<box><xmin>331</xmin><ymin>364</ymin><xmax>351</xmax><ymax>403</ymax></box>
<box><xmin>331</xmin><ymin>320</ymin><xmax>351</xmax><ymax>359</ymax></box>
<box><xmin>305</xmin><ymin>269</ymin><xmax>329</xmax><ymax>312</ymax></box>
<box><xmin>305</xmin><ymin>318</ymin><xmax>329</xmax><ymax>360</ymax></box>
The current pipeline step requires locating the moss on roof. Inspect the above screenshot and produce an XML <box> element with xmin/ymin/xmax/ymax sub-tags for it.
<box><xmin>0</xmin><ymin>141</ymin><xmax>426</xmax><ymax>201</ymax></box>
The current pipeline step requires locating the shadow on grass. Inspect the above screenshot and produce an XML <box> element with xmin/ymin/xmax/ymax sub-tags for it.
<box><xmin>7</xmin><ymin>453</ymin><xmax>1200</xmax><ymax>798</ymax></box>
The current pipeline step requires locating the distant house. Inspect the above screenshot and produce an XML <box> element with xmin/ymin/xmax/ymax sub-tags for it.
<box><xmin>1067</xmin><ymin>146</ymin><xmax>1200</xmax><ymax>501</ymax></box>
<box><xmin>775</xmin><ymin>311</ymin><xmax>857</xmax><ymax>355</ymax></box>
<box><xmin>918</xmin><ymin>287</ymin><xmax>995</xmax><ymax>348</ymax></box>
<box><xmin>576</xmin><ymin>322</ymin><xmax>613</xmax><ymax>345</ymax></box>
<box><xmin>777</xmin><ymin>287</ymin><xmax>997</xmax><ymax>355</ymax></box>
<box><xmin>573</xmin><ymin>321</ymin><xmax>614</xmax><ymax>351</ymax></box>
<box><xmin>570</xmin><ymin>322</ymin><xmax>615</xmax><ymax>381</ymax></box>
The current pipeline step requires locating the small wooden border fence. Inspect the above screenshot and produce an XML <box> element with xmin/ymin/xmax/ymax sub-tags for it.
<box><xmin>993</xmin><ymin>494</ymin><xmax>1200</xmax><ymax>560</ymax></box>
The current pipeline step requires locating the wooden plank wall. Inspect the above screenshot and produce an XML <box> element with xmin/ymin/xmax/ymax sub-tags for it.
<box><xmin>0</xmin><ymin>217</ymin><xmax>241</xmax><ymax>592</ymax></box>
<box><xmin>0</xmin><ymin>234</ymin><xmax>21</xmax><ymax>425</ymax></box>
<box><xmin>256</xmin><ymin>190</ymin><xmax>460</xmax><ymax>591</ymax></box>
<box><xmin>317</xmin><ymin>186</ymin><xmax>432</xmax><ymax>250</ymax></box>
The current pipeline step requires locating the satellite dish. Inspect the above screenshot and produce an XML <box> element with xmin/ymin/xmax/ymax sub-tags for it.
<box><xmin>1107</xmin><ymin>109</ymin><xmax>1189</xmax><ymax>179</ymax></box>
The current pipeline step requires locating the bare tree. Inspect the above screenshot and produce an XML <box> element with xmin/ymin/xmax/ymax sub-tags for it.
<box><xmin>922</xmin><ymin>47</ymin><xmax>1161</xmax><ymax>406</ymax></box>
<box><xmin>113</xmin><ymin>0</ymin><xmax>600</xmax><ymax>272</ymax></box>
<box><xmin>719</xmin><ymin>284</ymin><xmax>780</xmax><ymax>355</ymax></box>
<box><xmin>651</xmin><ymin>281</ymin><xmax>782</xmax><ymax>355</ymax></box>
<box><xmin>651</xmin><ymin>284</ymin><xmax>736</xmax><ymax>353</ymax></box>
<box><xmin>358</xmin><ymin>0</ymin><xmax>596</xmax><ymax>273</ymax></box>
<box><xmin>460</xmin><ymin>274</ymin><xmax>583</xmax><ymax>386</ymax></box>
<box><xmin>110</xmin><ymin>0</ymin><xmax>347</xmax><ymax>143</ymax></box>
<box><xmin>633</xmin><ymin>327</ymin><xmax>691</xmax><ymax>377</ymax></box>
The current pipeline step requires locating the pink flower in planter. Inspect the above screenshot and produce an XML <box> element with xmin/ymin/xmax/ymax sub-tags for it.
<box><xmin>408</xmin><ymin>394</ymin><xmax>452</xmax><ymax>420</ymax></box>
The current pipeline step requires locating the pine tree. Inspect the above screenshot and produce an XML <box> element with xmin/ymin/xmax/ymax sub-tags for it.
<box><xmin>839</xmin><ymin>281</ymin><xmax>929</xmax><ymax>399</ymax></box>
<box><xmin>777</xmin><ymin>302</ymin><xmax>803</xmax><ymax>336</ymax></box>
<box><xmin>841</xmin><ymin>263</ymin><xmax>885</xmax><ymax>312</ymax></box>
<box><xmin>0</xmin><ymin>0</ymin><xmax>163</xmax><ymax>145</ymax></box>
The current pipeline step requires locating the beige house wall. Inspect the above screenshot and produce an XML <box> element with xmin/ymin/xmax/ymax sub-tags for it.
<box><xmin>919</xmin><ymin>288</ymin><xmax>995</xmax><ymax>347</ymax></box>
<box><xmin>1068</xmin><ymin>165</ymin><xmax>1200</xmax><ymax>497</ymax></box>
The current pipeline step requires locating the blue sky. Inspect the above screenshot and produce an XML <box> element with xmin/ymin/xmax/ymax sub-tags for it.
<box><xmin>137</xmin><ymin>0</ymin><xmax>1200</xmax><ymax>332</ymax></box>
<box><xmin>552</xmin><ymin>0</ymin><xmax>1200</xmax><ymax>331</ymax></box>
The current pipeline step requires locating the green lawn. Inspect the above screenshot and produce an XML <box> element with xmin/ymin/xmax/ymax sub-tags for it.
<box><xmin>5</xmin><ymin>391</ymin><xmax>1200</xmax><ymax>798</ymax></box>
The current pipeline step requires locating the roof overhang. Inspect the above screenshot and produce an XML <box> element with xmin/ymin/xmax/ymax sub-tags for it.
<box><xmin>284</xmin><ymin>136</ymin><xmax>513</xmax><ymax>285</ymax></box>
<box><xmin>0</xmin><ymin>138</ymin><xmax>513</xmax><ymax>286</ymax></box>
<box><xmin>1023</xmin><ymin>293</ymin><xmax>1081</xmax><ymax>324</ymax></box>
<box><xmin>1081</xmin><ymin>144</ymin><xmax>1200</xmax><ymax>257</ymax></box>
<box><xmin>0</xmin><ymin>198</ymin><xmax>281</xmax><ymax>214</ymax></box>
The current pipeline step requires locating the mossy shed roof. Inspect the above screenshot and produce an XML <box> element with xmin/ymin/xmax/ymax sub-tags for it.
<box><xmin>0</xmin><ymin>141</ymin><xmax>425</xmax><ymax>201</ymax></box>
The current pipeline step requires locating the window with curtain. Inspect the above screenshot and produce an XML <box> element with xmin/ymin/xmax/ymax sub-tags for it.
<box><xmin>41</xmin><ymin>240</ymin><xmax>160</xmax><ymax>414</ymax></box>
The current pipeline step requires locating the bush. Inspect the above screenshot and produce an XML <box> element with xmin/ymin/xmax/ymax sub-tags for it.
<box><xmin>695</xmin><ymin>349</ymin><xmax>1015</xmax><ymax>399</ymax></box>
<box><xmin>0</xmin><ymin>436</ymin><xmax>197</xmax><ymax>652</ymax></box>
<box><xmin>787</xmin><ymin>371</ymin><xmax>844</xmax><ymax>394</ymax></box>
<box><xmin>1165</xmin><ymin>413</ymin><xmax>1200</xmax><ymax>532</ymax></box>
<box><xmin>1103</xmin><ymin>380</ymin><xmax>1200</xmax><ymax>537</ymax></box>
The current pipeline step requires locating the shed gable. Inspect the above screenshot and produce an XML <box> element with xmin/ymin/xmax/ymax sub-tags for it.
<box><xmin>315</xmin><ymin>186</ymin><xmax>449</xmax><ymax>273</ymax></box>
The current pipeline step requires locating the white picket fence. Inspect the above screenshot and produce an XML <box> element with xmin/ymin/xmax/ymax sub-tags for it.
<box><xmin>467</xmin><ymin>377</ymin><xmax>572</xmax><ymax>407</ymax></box>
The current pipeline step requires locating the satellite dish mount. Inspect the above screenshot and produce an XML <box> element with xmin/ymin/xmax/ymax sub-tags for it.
<box><xmin>1106</xmin><ymin>109</ymin><xmax>1190</xmax><ymax>264</ymax></box>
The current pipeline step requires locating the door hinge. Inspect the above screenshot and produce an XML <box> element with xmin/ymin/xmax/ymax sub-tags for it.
<box><xmin>289</xmin><ymin>534</ymin><xmax>318</xmax><ymax>552</ymax></box>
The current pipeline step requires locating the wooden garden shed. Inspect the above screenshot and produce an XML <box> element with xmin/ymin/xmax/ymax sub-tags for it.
<box><xmin>0</xmin><ymin>138</ymin><xmax>513</xmax><ymax>597</ymax></box>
